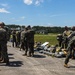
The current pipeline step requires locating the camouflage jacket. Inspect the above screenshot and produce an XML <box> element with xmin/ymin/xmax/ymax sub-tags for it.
<box><xmin>0</xmin><ymin>28</ymin><xmax>7</xmax><ymax>43</ymax></box>
<box><xmin>25</xmin><ymin>30</ymin><xmax>35</xmax><ymax>43</ymax></box>
<box><xmin>63</xmin><ymin>30</ymin><xmax>72</xmax><ymax>41</ymax></box>
<box><xmin>21</xmin><ymin>30</ymin><xmax>26</xmax><ymax>42</ymax></box>
<box><xmin>67</xmin><ymin>36</ymin><xmax>75</xmax><ymax>50</ymax></box>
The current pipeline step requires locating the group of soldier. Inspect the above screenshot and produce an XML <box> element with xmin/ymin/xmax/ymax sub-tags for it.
<box><xmin>20</xmin><ymin>25</ymin><xmax>35</xmax><ymax>57</ymax></box>
<box><xmin>11</xmin><ymin>25</ymin><xmax>35</xmax><ymax>57</ymax></box>
<box><xmin>9</xmin><ymin>25</ymin><xmax>75</xmax><ymax>68</ymax></box>
<box><xmin>0</xmin><ymin>22</ymin><xmax>35</xmax><ymax>66</ymax></box>
<box><xmin>0</xmin><ymin>21</ymin><xmax>75</xmax><ymax>68</ymax></box>
<box><xmin>57</xmin><ymin>26</ymin><xmax>75</xmax><ymax>68</ymax></box>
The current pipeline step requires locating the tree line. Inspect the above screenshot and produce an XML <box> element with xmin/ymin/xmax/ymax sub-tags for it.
<box><xmin>6</xmin><ymin>24</ymin><xmax>71</xmax><ymax>34</ymax></box>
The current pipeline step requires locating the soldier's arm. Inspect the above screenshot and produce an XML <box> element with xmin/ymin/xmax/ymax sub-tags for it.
<box><xmin>21</xmin><ymin>31</ymin><xmax>23</xmax><ymax>40</ymax></box>
<box><xmin>68</xmin><ymin>31</ymin><xmax>75</xmax><ymax>40</ymax></box>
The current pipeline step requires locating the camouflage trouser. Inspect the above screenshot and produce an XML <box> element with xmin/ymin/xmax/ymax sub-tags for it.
<box><xmin>58</xmin><ymin>41</ymin><xmax>62</xmax><ymax>47</ymax></box>
<box><xmin>0</xmin><ymin>43</ymin><xmax>9</xmax><ymax>63</ymax></box>
<box><xmin>28</xmin><ymin>43</ymin><xmax>34</xmax><ymax>55</ymax></box>
<box><xmin>65</xmin><ymin>48</ymin><xmax>72</xmax><ymax>64</ymax></box>
<box><xmin>24</xmin><ymin>41</ymin><xmax>28</xmax><ymax>54</ymax></box>
<box><xmin>0</xmin><ymin>50</ymin><xmax>1</xmax><ymax>60</ymax></box>
<box><xmin>62</xmin><ymin>39</ymin><xmax>68</xmax><ymax>49</ymax></box>
<box><xmin>20</xmin><ymin>41</ymin><xmax>25</xmax><ymax>50</ymax></box>
<box><xmin>65</xmin><ymin>42</ymin><xmax>75</xmax><ymax>64</ymax></box>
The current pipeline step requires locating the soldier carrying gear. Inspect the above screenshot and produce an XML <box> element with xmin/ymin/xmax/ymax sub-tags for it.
<box><xmin>68</xmin><ymin>26</ymin><xmax>75</xmax><ymax>40</ymax></box>
<box><xmin>64</xmin><ymin>26</ymin><xmax>75</xmax><ymax>68</ymax></box>
<box><xmin>0</xmin><ymin>22</ymin><xmax>9</xmax><ymax>65</ymax></box>
<box><xmin>57</xmin><ymin>34</ymin><xmax>63</xmax><ymax>47</ymax></box>
<box><xmin>62</xmin><ymin>26</ymin><xmax>72</xmax><ymax>49</ymax></box>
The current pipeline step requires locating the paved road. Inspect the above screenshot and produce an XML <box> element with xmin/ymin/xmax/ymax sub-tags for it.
<box><xmin>0</xmin><ymin>42</ymin><xmax>75</xmax><ymax>75</ymax></box>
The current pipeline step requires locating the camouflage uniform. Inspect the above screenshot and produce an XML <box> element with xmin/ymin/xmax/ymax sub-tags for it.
<box><xmin>16</xmin><ymin>31</ymin><xmax>21</xmax><ymax>47</ymax></box>
<box><xmin>0</xmin><ymin>24</ymin><xmax>9</xmax><ymax>65</ymax></box>
<box><xmin>62</xmin><ymin>28</ymin><xmax>72</xmax><ymax>49</ymax></box>
<box><xmin>57</xmin><ymin>34</ymin><xmax>63</xmax><ymax>47</ymax></box>
<box><xmin>12</xmin><ymin>30</ymin><xmax>17</xmax><ymax>47</ymax></box>
<box><xmin>20</xmin><ymin>28</ymin><xmax>28</xmax><ymax>52</ymax></box>
<box><xmin>26</xmin><ymin>29</ymin><xmax>35</xmax><ymax>56</ymax></box>
<box><xmin>20</xmin><ymin>30</ymin><xmax>26</xmax><ymax>50</ymax></box>
<box><xmin>65</xmin><ymin>31</ymin><xmax>75</xmax><ymax>65</ymax></box>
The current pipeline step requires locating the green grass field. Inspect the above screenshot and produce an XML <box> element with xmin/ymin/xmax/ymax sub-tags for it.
<box><xmin>34</xmin><ymin>34</ymin><xmax>58</xmax><ymax>45</ymax></box>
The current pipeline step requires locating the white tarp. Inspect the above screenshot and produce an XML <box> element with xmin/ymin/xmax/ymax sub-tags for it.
<box><xmin>41</xmin><ymin>42</ymin><xmax>49</xmax><ymax>47</ymax></box>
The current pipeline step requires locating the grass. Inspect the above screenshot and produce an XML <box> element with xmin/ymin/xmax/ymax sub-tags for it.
<box><xmin>34</xmin><ymin>34</ymin><xmax>58</xmax><ymax>45</ymax></box>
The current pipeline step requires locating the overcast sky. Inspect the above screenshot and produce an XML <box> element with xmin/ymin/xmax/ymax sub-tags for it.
<box><xmin>0</xmin><ymin>0</ymin><xmax>75</xmax><ymax>27</ymax></box>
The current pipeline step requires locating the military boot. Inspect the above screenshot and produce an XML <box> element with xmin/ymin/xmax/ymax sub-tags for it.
<box><xmin>32</xmin><ymin>53</ymin><xmax>34</xmax><ymax>57</ymax></box>
<box><xmin>27</xmin><ymin>53</ymin><xmax>31</xmax><ymax>57</ymax></box>
<box><xmin>22</xmin><ymin>53</ymin><xmax>27</xmax><ymax>56</ymax></box>
<box><xmin>6</xmin><ymin>62</ymin><xmax>10</xmax><ymax>66</ymax></box>
<box><xmin>64</xmin><ymin>64</ymin><xmax>70</xmax><ymax>68</ymax></box>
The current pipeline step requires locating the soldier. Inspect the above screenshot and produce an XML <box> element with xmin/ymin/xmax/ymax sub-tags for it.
<box><xmin>16</xmin><ymin>31</ymin><xmax>21</xmax><ymax>47</ymax></box>
<box><xmin>20</xmin><ymin>30</ymin><xmax>24</xmax><ymax>50</ymax></box>
<box><xmin>26</xmin><ymin>25</ymin><xmax>35</xmax><ymax>57</ymax></box>
<box><xmin>64</xmin><ymin>26</ymin><xmax>75</xmax><ymax>68</ymax></box>
<box><xmin>62</xmin><ymin>26</ymin><xmax>72</xmax><ymax>49</ymax></box>
<box><xmin>21</xmin><ymin>27</ymin><xmax>28</xmax><ymax>56</ymax></box>
<box><xmin>57</xmin><ymin>34</ymin><xmax>63</xmax><ymax>47</ymax></box>
<box><xmin>0</xmin><ymin>22</ymin><xmax>9</xmax><ymax>65</ymax></box>
<box><xmin>11</xmin><ymin>30</ymin><xmax>17</xmax><ymax>47</ymax></box>
<box><xmin>20</xmin><ymin>27</ymin><xmax>27</xmax><ymax>51</ymax></box>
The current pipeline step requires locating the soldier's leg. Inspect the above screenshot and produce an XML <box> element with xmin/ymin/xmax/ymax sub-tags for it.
<box><xmin>12</xmin><ymin>39</ymin><xmax>15</xmax><ymax>47</ymax></box>
<box><xmin>31</xmin><ymin>43</ymin><xmax>34</xmax><ymax>55</ymax></box>
<box><xmin>15</xmin><ymin>39</ymin><xmax>17</xmax><ymax>47</ymax></box>
<box><xmin>0</xmin><ymin>45</ymin><xmax>1</xmax><ymax>58</ymax></box>
<box><xmin>0</xmin><ymin>51</ymin><xmax>3</xmax><ymax>62</ymax></box>
<box><xmin>65</xmin><ymin>40</ymin><xmax>68</xmax><ymax>49</ymax></box>
<box><xmin>23</xmin><ymin>42</ymin><xmax>28</xmax><ymax>56</ymax></box>
<box><xmin>28</xmin><ymin>43</ymin><xmax>32</xmax><ymax>56</ymax></box>
<box><xmin>21</xmin><ymin>42</ymin><xmax>25</xmax><ymax>50</ymax></box>
<box><xmin>59</xmin><ymin>41</ymin><xmax>61</xmax><ymax>47</ymax></box>
<box><xmin>61</xmin><ymin>41</ymin><xmax>65</xmax><ymax>48</ymax></box>
<box><xmin>1</xmin><ymin>44</ymin><xmax>9</xmax><ymax>64</ymax></box>
<box><xmin>25</xmin><ymin>42</ymin><xmax>28</xmax><ymax>55</ymax></box>
<box><xmin>29</xmin><ymin>43</ymin><xmax>34</xmax><ymax>56</ymax></box>
<box><xmin>72</xmin><ymin>48</ymin><xmax>75</xmax><ymax>59</ymax></box>
<box><xmin>20</xmin><ymin>41</ymin><xmax>24</xmax><ymax>51</ymax></box>
<box><xmin>0</xmin><ymin>45</ymin><xmax>4</xmax><ymax>62</ymax></box>
<box><xmin>64</xmin><ymin>48</ymin><xmax>72</xmax><ymax>64</ymax></box>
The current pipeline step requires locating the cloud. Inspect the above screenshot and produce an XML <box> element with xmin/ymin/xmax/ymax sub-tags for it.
<box><xmin>0</xmin><ymin>3</ymin><xmax>10</xmax><ymax>9</ymax></box>
<box><xmin>0</xmin><ymin>8</ymin><xmax>10</xmax><ymax>13</ymax></box>
<box><xmin>23</xmin><ymin>0</ymin><xmax>44</xmax><ymax>5</ymax></box>
<box><xmin>23</xmin><ymin>0</ymin><xmax>33</xmax><ymax>5</ymax></box>
<box><xmin>0</xmin><ymin>3</ymin><xmax>8</xmax><ymax>7</ymax></box>
<box><xmin>35</xmin><ymin>0</ymin><xmax>44</xmax><ymax>5</ymax></box>
<box><xmin>21</xmin><ymin>16</ymin><xmax>25</xmax><ymax>19</ymax></box>
<box><xmin>49</xmin><ymin>14</ymin><xmax>65</xmax><ymax>17</ymax></box>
